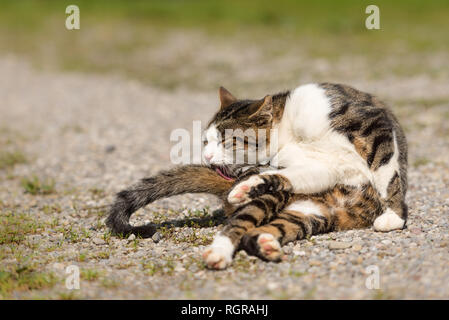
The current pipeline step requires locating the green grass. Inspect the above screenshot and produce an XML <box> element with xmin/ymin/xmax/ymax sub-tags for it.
<box><xmin>0</xmin><ymin>0</ymin><xmax>447</xmax><ymax>90</ymax></box>
<box><xmin>0</xmin><ymin>211</ymin><xmax>45</xmax><ymax>245</ymax></box>
<box><xmin>21</xmin><ymin>176</ymin><xmax>56</xmax><ymax>195</ymax></box>
<box><xmin>80</xmin><ymin>268</ymin><xmax>103</xmax><ymax>282</ymax></box>
<box><xmin>0</xmin><ymin>266</ymin><xmax>58</xmax><ymax>299</ymax></box>
<box><xmin>0</xmin><ymin>151</ymin><xmax>27</xmax><ymax>170</ymax></box>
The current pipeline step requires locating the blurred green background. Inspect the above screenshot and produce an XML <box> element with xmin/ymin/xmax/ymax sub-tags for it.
<box><xmin>0</xmin><ymin>0</ymin><xmax>447</xmax><ymax>91</ymax></box>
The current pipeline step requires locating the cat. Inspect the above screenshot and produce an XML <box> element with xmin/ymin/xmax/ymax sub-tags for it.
<box><xmin>106</xmin><ymin>83</ymin><xmax>408</xmax><ymax>270</ymax></box>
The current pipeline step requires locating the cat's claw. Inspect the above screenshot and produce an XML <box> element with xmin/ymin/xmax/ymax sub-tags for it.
<box><xmin>227</xmin><ymin>175</ymin><xmax>264</xmax><ymax>205</ymax></box>
<box><xmin>202</xmin><ymin>247</ymin><xmax>232</xmax><ymax>270</ymax></box>
<box><xmin>257</xmin><ymin>233</ymin><xmax>283</xmax><ymax>261</ymax></box>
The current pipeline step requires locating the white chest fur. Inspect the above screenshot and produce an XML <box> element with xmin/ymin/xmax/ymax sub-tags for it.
<box><xmin>271</xmin><ymin>84</ymin><xmax>373</xmax><ymax>190</ymax></box>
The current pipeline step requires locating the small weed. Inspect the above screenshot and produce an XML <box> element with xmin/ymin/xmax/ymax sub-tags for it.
<box><xmin>100</xmin><ymin>278</ymin><xmax>120</xmax><ymax>289</ymax></box>
<box><xmin>21</xmin><ymin>176</ymin><xmax>55</xmax><ymax>195</ymax></box>
<box><xmin>288</xmin><ymin>270</ymin><xmax>307</xmax><ymax>277</ymax></box>
<box><xmin>0</xmin><ymin>267</ymin><xmax>58</xmax><ymax>299</ymax></box>
<box><xmin>41</xmin><ymin>204</ymin><xmax>62</xmax><ymax>214</ymax></box>
<box><xmin>89</xmin><ymin>187</ymin><xmax>105</xmax><ymax>198</ymax></box>
<box><xmin>141</xmin><ymin>258</ymin><xmax>175</xmax><ymax>276</ymax></box>
<box><xmin>91</xmin><ymin>251</ymin><xmax>110</xmax><ymax>260</ymax></box>
<box><xmin>78</xmin><ymin>252</ymin><xmax>88</xmax><ymax>262</ymax></box>
<box><xmin>413</xmin><ymin>157</ymin><xmax>430</xmax><ymax>168</ymax></box>
<box><xmin>0</xmin><ymin>211</ymin><xmax>45</xmax><ymax>245</ymax></box>
<box><xmin>80</xmin><ymin>268</ymin><xmax>102</xmax><ymax>282</ymax></box>
<box><xmin>58</xmin><ymin>291</ymin><xmax>79</xmax><ymax>300</ymax></box>
<box><xmin>0</xmin><ymin>151</ymin><xmax>27</xmax><ymax>170</ymax></box>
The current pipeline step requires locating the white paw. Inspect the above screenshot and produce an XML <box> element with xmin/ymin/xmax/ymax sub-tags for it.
<box><xmin>257</xmin><ymin>233</ymin><xmax>283</xmax><ymax>261</ymax></box>
<box><xmin>373</xmin><ymin>209</ymin><xmax>405</xmax><ymax>232</ymax></box>
<box><xmin>227</xmin><ymin>175</ymin><xmax>264</xmax><ymax>205</ymax></box>
<box><xmin>202</xmin><ymin>234</ymin><xmax>234</xmax><ymax>270</ymax></box>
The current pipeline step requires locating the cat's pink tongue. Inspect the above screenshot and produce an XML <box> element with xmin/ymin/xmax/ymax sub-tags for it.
<box><xmin>215</xmin><ymin>168</ymin><xmax>234</xmax><ymax>181</ymax></box>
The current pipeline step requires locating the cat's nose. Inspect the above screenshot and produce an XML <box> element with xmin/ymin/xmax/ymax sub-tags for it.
<box><xmin>204</xmin><ymin>154</ymin><xmax>213</xmax><ymax>162</ymax></box>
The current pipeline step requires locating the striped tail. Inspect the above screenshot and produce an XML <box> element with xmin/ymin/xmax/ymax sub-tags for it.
<box><xmin>106</xmin><ymin>165</ymin><xmax>234</xmax><ymax>238</ymax></box>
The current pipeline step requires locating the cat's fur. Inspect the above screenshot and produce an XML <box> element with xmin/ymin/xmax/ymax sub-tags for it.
<box><xmin>106</xmin><ymin>83</ymin><xmax>407</xmax><ymax>270</ymax></box>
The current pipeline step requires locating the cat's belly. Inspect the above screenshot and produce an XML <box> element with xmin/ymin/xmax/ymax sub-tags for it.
<box><xmin>274</xmin><ymin>133</ymin><xmax>374</xmax><ymax>189</ymax></box>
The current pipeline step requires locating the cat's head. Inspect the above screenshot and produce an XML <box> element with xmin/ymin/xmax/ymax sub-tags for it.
<box><xmin>202</xmin><ymin>87</ymin><xmax>284</xmax><ymax>177</ymax></box>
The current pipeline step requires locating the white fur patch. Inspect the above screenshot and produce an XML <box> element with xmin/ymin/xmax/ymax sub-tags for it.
<box><xmin>203</xmin><ymin>125</ymin><xmax>224</xmax><ymax>164</ymax></box>
<box><xmin>270</xmin><ymin>83</ymin><xmax>373</xmax><ymax>193</ymax></box>
<box><xmin>284</xmin><ymin>84</ymin><xmax>333</xmax><ymax>139</ymax></box>
<box><xmin>373</xmin><ymin>131</ymin><xmax>400</xmax><ymax>199</ymax></box>
<box><xmin>203</xmin><ymin>233</ymin><xmax>234</xmax><ymax>269</ymax></box>
<box><xmin>373</xmin><ymin>208</ymin><xmax>405</xmax><ymax>232</ymax></box>
<box><xmin>285</xmin><ymin>200</ymin><xmax>324</xmax><ymax>216</ymax></box>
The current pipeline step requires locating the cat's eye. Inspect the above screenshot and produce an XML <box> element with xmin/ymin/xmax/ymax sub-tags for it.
<box><xmin>203</xmin><ymin>140</ymin><xmax>208</xmax><ymax>146</ymax></box>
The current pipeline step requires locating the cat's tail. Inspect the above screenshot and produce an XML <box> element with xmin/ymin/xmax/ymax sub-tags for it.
<box><xmin>106</xmin><ymin>165</ymin><xmax>234</xmax><ymax>238</ymax></box>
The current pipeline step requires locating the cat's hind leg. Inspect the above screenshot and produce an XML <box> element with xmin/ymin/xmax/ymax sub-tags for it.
<box><xmin>203</xmin><ymin>192</ymin><xmax>290</xmax><ymax>269</ymax></box>
<box><xmin>240</xmin><ymin>200</ymin><xmax>333</xmax><ymax>261</ymax></box>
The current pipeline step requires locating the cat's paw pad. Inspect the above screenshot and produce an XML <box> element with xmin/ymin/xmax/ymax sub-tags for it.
<box><xmin>227</xmin><ymin>175</ymin><xmax>264</xmax><ymax>205</ymax></box>
<box><xmin>202</xmin><ymin>247</ymin><xmax>232</xmax><ymax>270</ymax></box>
<box><xmin>257</xmin><ymin>233</ymin><xmax>283</xmax><ymax>261</ymax></box>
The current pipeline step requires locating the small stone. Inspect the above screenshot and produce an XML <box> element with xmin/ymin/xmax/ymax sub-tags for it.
<box><xmin>328</xmin><ymin>241</ymin><xmax>352</xmax><ymax>250</ymax></box>
<box><xmin>284</xmin><ymin>246</ymin><xmax>293</xmax><ymax>254</ymax></box>
<box><xmin>105</xmin><ymin>145</ymin><xmax>116</xmax><ymax>153</ymax></box>
<box><xmin>293</xmin><ymin>250</ymin><xmax>306</xmax><ymax>256</ymax></box>
<box><xmin>267</xmin><ymin>282</ymin><xmax>278</xmax><ymax>290</ymax></box>
<box><xmin>93</xmin><ymin>237</ymin><xmax>106</xmax><ymax>245</ymax></box>
<box><xmin>152</xmin><ymin>232</ymin><xmax>162</xmax><ymax>243</ymax></box>
<box><xmin>127</xmin><ymin>234</ymin><xmax>136</xmax><ymax>241</ymax></box>
<box><xmin>309</xmin><ymin>260</ymin><xmax>322</xmax><ymax>266</ymax></box>
<box><xmin>52</xmin><ymin>263</ymin><xmax>65</xmax><ymax>270</ymax></box>
<box><xmin>352</xmin><ymin>244</ymin><xmax>363</xmax><ymax>251</ymax></box>
<box><xmin>381</xmin><ymin>240</ymin><xmax>392</xmax><ymax>245</ymax></box>
<box><xmin>175</xmin><ymin>265</ymin><xmax>186</xmax><ymax>273</ymax></box>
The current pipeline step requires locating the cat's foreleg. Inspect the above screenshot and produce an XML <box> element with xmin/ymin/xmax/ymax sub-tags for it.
<box><xmin>373</xmin><ymin>173</ymin><xmax>407</xmax><ymax>232</ymax></box>
<box><xmin>228</xmin><ymin>162</ymin><xmax>336</xmax><ymax>205</ymax></box>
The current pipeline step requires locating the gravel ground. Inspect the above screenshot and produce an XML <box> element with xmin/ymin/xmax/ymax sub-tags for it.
<box><xmin>0</xmin><ymin>53</ymin><xmax>448</xmax><ymax>299</ymax></box>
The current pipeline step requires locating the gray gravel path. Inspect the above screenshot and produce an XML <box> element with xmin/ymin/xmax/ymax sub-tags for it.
<box><xmin>0</xmin><ymin>54</ymin><xmax>448</xmax><ymax>299</ymax></box>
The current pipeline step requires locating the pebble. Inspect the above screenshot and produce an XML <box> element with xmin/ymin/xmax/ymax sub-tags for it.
<box><xmin>293</xmin><ymin>250</ymin><xmax>306</xmax><ymax>256</ymax></box>
<box><xmin>328</xmin><ymin>241</ymin><xmax>353</xmax><ymax>250</ymax></box>
<box><xmin>309</xmin><ymin>260</ymin><xmax>322</xmax><ymax>267</ymax></box>
<box><xmin>152</xmin><ymin>232</ymin><xmax>162</xmax><ymax>243</ymax></box>
<box><xmin>127</xmin><ymin>234</ymin><xmax>136</xmax><ymax>241</ymax></box>
<box><xmin>93</xmin><ymin>237</ymin><xmax>106</xmax><ymax>245</ymax></box>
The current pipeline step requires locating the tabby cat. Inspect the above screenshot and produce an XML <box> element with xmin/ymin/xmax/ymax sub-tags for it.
<box><xmin>106</xmin><ymin>83</ymin><xmax>408</xmax><ymax>270</ymax></box>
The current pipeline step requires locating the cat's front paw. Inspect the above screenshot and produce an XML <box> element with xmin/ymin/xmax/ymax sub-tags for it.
<box><xmin>227</xmin><ymin>175</ymin><xmax>265</xmax><ymax>206</ymax></box>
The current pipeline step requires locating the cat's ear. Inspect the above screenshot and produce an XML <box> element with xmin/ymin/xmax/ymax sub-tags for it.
<box><xmin>248</xmin><ymin>95</ymin><xmax>273</xmax><ymax>119</ymax></box>
<box><xmin>219</xmin><ymin>86</ymin><xmax>237</xmax><ymax>109</ymax></box>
